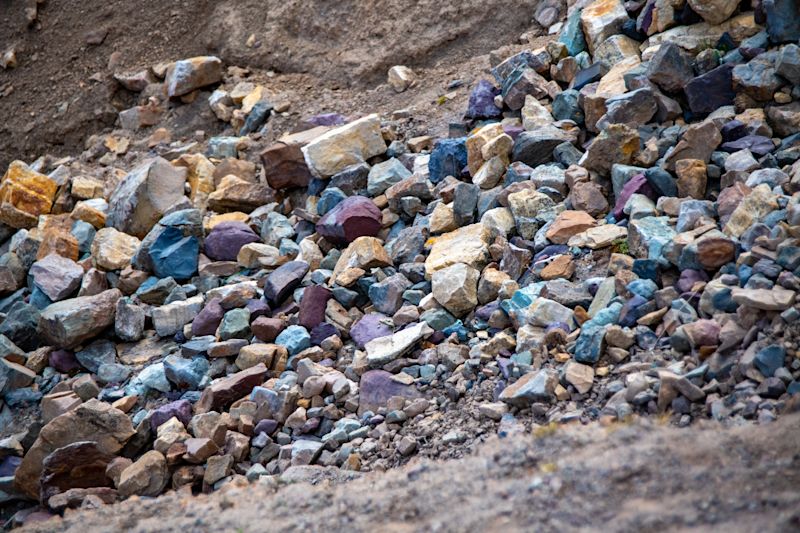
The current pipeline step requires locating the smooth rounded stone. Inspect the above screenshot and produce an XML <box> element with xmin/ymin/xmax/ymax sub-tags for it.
<box><xmin>192</xmin><ymin>298</ymin><xmax>224</xmax><ymax>337</ymax></box>
<box><xmin>163</xmin><ymin>354</ymin><xmax>208</xmax><ymax>389</ymax></box>
<box><xmin>428</xmin><ymin>138</ymin><xmax>468</xmax><ymax>184</ymax></box>
<box><xmin>499</xmin><ymin>369</ymin><xmax>557</xmax><ymax>406</ymax></box>
<box><xmin>252</xmin><ymin>316</ymin><xmax>285</xmax><ymax>343</ymax></box>
<box><xmin>38</xmin><ymin>289</ymin><xmax>122</xmax><ymax>348</ymax></box>
<box><xmin>264</xmin><ymin>261</ymin><xmax>309</xmax><ymax>306</ymax></box>
<box><xmin>218</xmin><ymin>308</ymin><xmax>251</xmax><ymax>341</ymax></box>
<box><xmin>298</xmin><ymin>285</ymin><xmax>332</xmax><ymax>330</ymax></box>
<box><xmin>275</xmin><ymin>325</ymin><xmax>310</xmax><ymax>356</ymax></box>
<box><xmin>431</xmin><ymin>263</ymin><xmax>479</xmax><ymax>317</ymax></box>
<box><xmin>315</xmin><ymin>195</ymin><xmax>381</xmax><ymax>246</ymax></box>
<box><xmin>302</xmin><ymin>114</ymin><xmax>386</xmax><ymax>178</ymax></box>
<box><xmin>204</xmin><ymin>222</ymin><xmax>260</xmax><ymax>261</ymax></box>
<box><xmin>350</xmin><ymin>313</ymin><xmax>393</xmax><ymax>349</ymax></box>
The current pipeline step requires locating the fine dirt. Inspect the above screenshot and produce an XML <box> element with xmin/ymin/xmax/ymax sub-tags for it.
<box><xmin>20</xmin><ymin>413</ymin><xmax>800</xmax><ymax>533</ymax></box>
<box><xmin>0</xmin><ymin>0</ymin><xmax>547</xmax><ymax>169</ymax></box>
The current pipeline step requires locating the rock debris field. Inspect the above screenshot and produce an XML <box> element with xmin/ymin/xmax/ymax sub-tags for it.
<box><xmin>1</xmin><ymin>0</ymin><xmax>800</xmax><ymax>530</ymax></box>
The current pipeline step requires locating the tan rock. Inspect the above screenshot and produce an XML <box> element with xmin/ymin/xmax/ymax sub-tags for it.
<box><xmin>173</xmin><ymin>154</ymin><xmax>216</xmax><ymax>212</ymax></box>
<box><xmin>425</xmin><ymin>223</ymin><xmax>491</xmax><ymax>279</ymax></box>
<box><xmin>117</xmin><ymin>450</ymin><xmax>168</xmax><ymax>498</ymax></box>
<box><xmin>675</xmin><ymin>159</ymin><xmax>708</xmax><ymax>199</ymax></box>
<box><xmin>541</xmin><ymin>255</ymin><xmax>575</xmax><ymax>280</ymax></box>
<box><xmin>38</xmin><ymin>289</ymin><xmax>122</xmax><ymax>348</ymax></box>
<box><xmin>207</xmin><ymin>175</ymin><xmax>272</xmax><ymax>213</ymax></box>
<box><xmin>331</xmin><ymin>236</ymin><xmax>392</xmax><ymax>283</ymax></box>
<box><xmin>567</xmin><ymin>224</ymin><xmax>628</xmax><ymax>249</ymax></box>
<box><xmin>581</xmin><ymin>0</ymin><xmax>629</xmax><ymax>54</ymax></box>
<box><xmin>429</xmin><ymin>203</ymin><xmax>457</xmax><ymax>234</ymax></box>
<box><xmin>237</xmin><ymin>243</ymin><xmax>282</xmax><ymax>269</ymax></box>
<box><xmin>723</xmin><ymin>184</ymin><xmax>779</xmax><ymax>238</ymax></box>
<box><xmin>565</xmin><ymin>361</ymin><xmax>595</xmax><ymax>394</ymax></box>
<box><xmin>431</xmin><ymin>263</ymin><xmax>479</xmax><ymax>317</ymax></box>
<box><xmin>301</xmin><ymin>114</ymin><xmax>386</xmax><ymax>177</ymax></box>
<box><xmin>91</xmin><ymin>227</ymin><xmax>141</xmax><ymax>271</ymax></box>
<box><xmin>235</xmin><ymin>343</ymin><xmax>286</xmax><ymax>371</ymax></box>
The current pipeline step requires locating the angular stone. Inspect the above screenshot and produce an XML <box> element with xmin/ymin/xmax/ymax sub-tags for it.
<box><xmin>565</xmin><ymin>361</ymin><xmax>594</xmax><ymax>394</ymax></box>
<box><xmin>264</xmin><ymin>261</ymin><xmax>309</xmax><ymax>306</ymax></box>
<box><xmin>723</xmin><ymin>184</ymin><xmax>778</xmax><ymax>238</ymax></box>
<box><xmin>499</xmin><ymin>369</ymin><xmax>557</xmax><ymax>407</ymax></box>
<box><xmin>0</xmin><ymin>161</ymin><xmax>57</xmax><ymax>229</ymax></box>
<box><xmin>301</xmin><ymin>114</ymin><xmax>386</xmax><ymax>178</ymax></box>
<box><xmin>432</xmin><ymin>263</ymin><xmax>479</xmax><ymax>317</ymax></box>
<box><xmin>358</xmin><ymin>369</ymin><xmax>420</xmax><ymax>415</ymax></box>
<box><xmin>14</xmin><ymin>400</ymin><xmax>134</xmax><ymax>500</ymax></box>
<box><xmin>165</xmin><ymin>56</ymin><xmax>222</xmax><ymax>97</ymax></box>
<box><xmin>425</xmin><ymin>223</ymin><xmax>491</xmax><ymax>279</ymax></box>
<box><xmin>196</xmin><ymin>363</ymin><xmax>267</xmax><ymax>413</ymax></box>
<box><xmin>512</xmin><ymin>125</ymin><xmax>574</xmax><ymax>168</ymax></box>
<box><xmin>731</xmin><ymin>287</ymin><xmax>794</xmax><ymax>311</ymax></box>
<box><xmin>685</xmin><ymin>64</ymin><xmax>736</xmax><ymax>115</ymax></box>
<box><xmin>316</xmin><ymin>196</ymin><xmax>381</xmax><ymax>245</ymax></box>
<box><xmin>107</xmin><ymin>158</ymin><xmax>187</xmax><ymax>239</ymax></box>
<box><xmin>117</xmin><ymin>450</ymin><xmax>168</xmax><ymax>498</ymax></box>
<box><xmin>546</xmin><ymin>211</ymin><xmax>596</xmax><ymax>245</ymax></box>
<box><xmin>29</xmin><ymin>254</ymin><xmax>83</xmax><ymax>301</ymax></box>
<box><xmin>675</xmin><ymin>159</ymin><xmax>708</xmax><ymax>199</ymax></box>
<box><xmin>39</xmin><ymin>441</ymin><xmax>115</xmax><ymax>503</ymax></box>
<box><xmin>207</xmin><ymin>175</ymin><xmax>273</xmax><ymax>213</ymax></box>
<box><xmin>567</xmin><ymin>224</ymin><xmax>628</xmax><ymax>249</ymax></box>
<box><xmin>580</xmin><ymin>124</ymin><xmax>640</xmax><ymax>176</ymax></box>
<box><xmin>151</xmin><ymin>295</ymin><xmax>204</xmax><ymax>337</ymax></box>
<box><xmin>580</xmin><ymin>0</ymin><xmax>629</xmax><ymax>54</ymax></box>
<box><xmin>298</xmin><ymin>285</ymin><xmax>332</xmax><ymax>330</ymax></box>
<box><xmin>687</xmin><ymin>0</ymin><xmax>740</xmax><ymax>25</ymax></box>
<box><xmin>665</xmin><ymin>122</ymin><xmax>721</xmax><ymax>171</ymax></box>
<box><xmin>38</xmin><ymin>289</ymin><xmax>122</xmax><ymax>348</ymax></box>
<box><xmin>365</xmin><ymin>321</ymin><xmax>433</xmax><ymax>367</ymax></box>
<box><xmin>647</xmin><ymin>43</ymin><xmax>693</xmax><ymax>93</ymax></box>
<box><xmin>91</xmin><ymin>228</ymin><xmax>141</xmax><ymax>271</ymax></box>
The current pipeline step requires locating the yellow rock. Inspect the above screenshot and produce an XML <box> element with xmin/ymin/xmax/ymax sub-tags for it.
<box><xmin>301</xmin><ymin>114</ymin><xmax>386</xmax><ymax>178</ymax></box>
<box><xmin>0</xmin><ymin>161</ymin><xmax>58</xmax><ymax>228</ymax></box>
<box><xmin>71</xmin><ymin>201</ymin><xmax>107</xmax><ymax>229</ymax></box>
<box><xmin>70</xmin><ymin>176</ymin><xmax>105</xmax><ymax>200</ymax></box>
<box><xmin>425</xmin><ymin>223</ymin><xmax>491</xmax><ymax>279</ymax></box>
<box><xmin>331</xmin><ymin>236</ymin><xmax>392</xmax><ymax>283</ymax></box>
<box><xmin>91</xmin><ymin>227</ymin><xmax>141</xmax><ymax>271</ymax></box>
<box><xmin>466</xmin><ymin>123</ymin><xmax>505</xmax><ymax>176</ymax></box>
<box><xmin>204</xmin><ymin>211</ymin><xmax>249</xmax><ymax>232</ymax></box>
<box><xmin>173</xmin><ymin>154</ymin><xmax>215</xmax><ymax>212</ymax></box>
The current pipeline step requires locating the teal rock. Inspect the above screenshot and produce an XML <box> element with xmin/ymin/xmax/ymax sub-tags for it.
<box><xmin>0</xmin><ymin>302</ymin><xmax>40</xmax><ymax>350</ymax></box>
<box><xmin>126</xmin><ymin>362</ymin><xmax>170</xmax><ymax>396</ymax></box>
<box><xmin>552</xmin><ymin>89</ymin><xmax>584</xmax><ymax>124</ymax></box>
<box><xmin>164</xmin><ymin>354</ymin><xmax>209</xmax><ymax>389</ymax></box>
<box><xmin>70</xmin><ymin>220</ymin><xmax>96</xmax><ymax>255</ymax></box>
<box><xmin>276</xmin><ymin>325</ymin><xmax>310</xmax><ymax>355</ymax></box>
<box><xmin>367</xmin><ymin>158</ymin><xmax>412</xmax><ymax>196</ymax></box>
<box><xmin>573</xmin><ymin>302</ymin><xmax>622</xmax><ymax>364</ymax></box>
<box><xmin>499</xmin><ymin>369</ymin><xmax>557</xmax><ymax>407</ymax></box>
<box><xmin>629</xmin><ymin>216</ymin><xmax>676</xmax><ymax>266</ymax></box>
<box><xmin>420</xmin><ymin>308</ymin><xmax>456</xmax><ymax>331</ymax></box>
<box><xmin>218</xmin><ymin>308</ymin><xmax>251</xmax><ymax>341</ymax></box>
<box><xmin>755</xmin><ymin>345</ymin><xmax>785</xmax><ymax>377</ymax></box>
<box><xmin>627</xmin><ymin>279</ymin><xmax>658</xmax><ymax>299</ymax></box>
<box><xmin>558</xmin><ymin>8</ymin><xmax>586</xmax><ymax>56</ymax></box>
<box><xmin>317</xmin><ymin>187</ymin><xmax>347</xmax><ymax>216</ymax></box>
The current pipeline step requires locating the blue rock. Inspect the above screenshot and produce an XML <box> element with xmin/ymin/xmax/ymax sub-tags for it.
<box><xmin>777</xmin><ymin>245</ymin><xmax>800</xmax><ymax>271</ymax></box>
<box><xmin>420</xmin><ymin>308</ymin><xmax>456</xmax><ymax>331</ymax></box>
<box><xmin>317</xmin><ymin>187</ymin><xmax>347</xmax><ymax>216</ymax></box>
<box><xmin>428</xmin><ymin>138</ymin><xmax>467</xmax><ymax>184</ymax></box>
<box><xmin>627</xmin><ymin>279</ymin><xmax>658</xmax><ymax>299</ymax></box>
<box><xmin>644</xmin><ymin>167</ymin><xmax>677</xmax><ymax>197</ymax></box>
<box><xmin>465</xmin><ymin>79</ymin><xmax>502</xmax><ymax>119</ymax></box>
<box><xmin>367</xmin><ymin>158</ymin><xmax>412</xmax><ymax>196</ymax></box>
<box><xmin>149</xmin><ymin>227</ymin><xmax>199</xmax><ymax>281</ymax></box>
<box><xmin>632</xmin><ymin>259</ymin><xmax>659</xmax><ymax>282</ymax></box>
<box><xmin>75</xmin><ymin>339</ymin><xmax>116</xmax><ymax>373</ymax></box>
<box><xmin>611</xmin><ymin>164</ymin><xmax>647</xmax><ymax>199</ymax></box>
<box><xmin>442</xmin><ymin>320</ymin><xmax>468</xmax><ymax>341</ymax></box>
<box><xmin>755</xmin><ymin>345</ymin><xmax>785</xmax><ymax>377</ymax></box>
<box><xmin>559</xmin><ymin>8</ymin><xmax>587</xmax><ymax>56</ymax></box>
<box><xmin>676</xmin><ymin>200</ymin><xmax>715</xmax><ymax>233</ymax></box>
<box><xmin>71</xmin><ymin>220</ymin><xmax>96</xmax><ymax>255</ymax></box>
<box><xmin>573</xmin><ymin>302</ymin><xmax>622</xmax><ymax>364</ymax></box>
<box><xmin>126</xmin><ymin>362</ymin><xmax>170</xmax><ymax>396</ymax></box>
<box><xmin>218</xmin><ymin>308</ymin><xmax>251</xmax><ymax>341</ymax></box>
<box><xmin>631</xmin><ymin>216</ymin><xmax>676</xmax><ymax>266</ymax></box>
<box><xmin>29</xmin><ymin>286</ymin><xmax>52</xmax><ymax>310</ymax></box>
<box><xmin>239</xmin><ymin>100</ymin><xmax>272</xmax><ymax>135</ymax></box>
<box><xmin>276</xmin><ymin>325</ymin><xmax>311</xmax><ymax>355</ymax></box>
<box><xmin>552</xmin><ymin>89</ymin><xmax>583</xmax><ymax>124</ymax></box>
<box><xmin>368</xmin><ymin>274</ymin><xmax>411</xmax><ymax>315</ymax></box>
<box><xmin>764</xmin><ymin>0</ymin><xmax>800</xmax><ymax>44</ymax></box>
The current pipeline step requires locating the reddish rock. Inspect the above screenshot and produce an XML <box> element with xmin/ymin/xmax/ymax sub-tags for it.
<box><xmin>192</xmin><ymin>298</ymin><xmax>225</xmax><ymax>337</ymax></box>
<box><xmin>39</xmin><ymin>441</ymin><xmax>115</xmax><ymax>503</ymax></box>
<box><xmin>195</xmin><ymin>363</ymin><xmax>267</xmax><ymax>413</ymax></box>
<box><xmin>315</xmin><ymin>196</ymin><xmax>382</xmax><ymax>245</ymax></box>
<box><xmin>298</xmin><ymin>285</ymin><xmax>332</xmax><ymax>330</ymax></box>
<box><xmin>204</xmin><ymin>222</ymin><xmax>260</xmax><ymax>261</ymax></box>
<box><xmin>252</xmin><ymin>316</ymin><xmax>284</xmax><ymax>342</ymax></box>
<box><xmin>260</xmin><ymin>141</ymin><xmax>313</xmax><ymax>190</ymax></box>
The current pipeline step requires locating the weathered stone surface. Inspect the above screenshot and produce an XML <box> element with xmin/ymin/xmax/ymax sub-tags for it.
<box><xmin>687</xmin><ymin>0</ymin><xmax>740</xmax><ymax>25</ymax></box>
<box><xmin>14</xmin><ymin>400</ymin><xmax>134</xmax><ymax>500</ymax></box>
<box><xmin>646</xmin><ymin>43</ymin><xmax>693</xmax><ymax>93</ymax></box>
<box><xmin>366</xmin><ymin>321</ymin><xmax>433</xmax><ymax>367</ymax></box>
<box><xmin>546</xmin><ymin>211</ymin><xmax>596</xmax><ymax>244</ymax></box>
<box><xmin>91</xmin><ymin>228</ymin><xmax>141</xmax><ymax>271</ymax></box>
<box><xmin>499</xmin><ymin>369</ymin><xmax>557</xmax><ymax>406</ymax></box>
<box><xmin>0</xmin><ymin>161</ymin><xmax>57</xmax><ymax>229</ymax></box>
<box><xmin>117</xmin><ymin>450</ymin><xmax>168</xmax><ymax>498</ymax></box>
<box><xmin>580</xmin><ymin>0</ymin><xmax>629</xmax><ymax>54</ymax></box>
<box><xmin>665</xmin><ymin>122</ymin><xmax>721</xmax><ymax>171</ymax></box>
<box><xmin>302</xmin><ymin>114</ymin><xmax>386</xmax><ymax>178</ymax></box>
<box><xmin>29</xmin><ymin>254</ymin><xmax>83</xmax><ymax>301</ymax></box>
<box><xmin>432</xmin><ymin>263</ymin><xmax>479</xmax><ymax>317</ymax></box>
<box><xmin>38</xmin><ymin>289</ymin><xmax>122</xmax><ymax>348</ymax></box>
<box><xmin>165</xmin><ymin>56</ymin><xmax>222</xmax><ymax>97</ymax></box>
<box><xmin>264</xmin><ymin>261</ymin><xmax>309</xmax><ymax>306</ymax></box>
<box><xmin>425</xmin><ymin>223</ymin><xmax>491</xmax><ymax>279</ymax></box>
<box><xmin>580</xmin><ymin>124</ymin><xmax>639</xmax><ymax>176</ymax></box>
<box><xmin>316</xmin><ymin>196</ymin><xmax>382</xmax><ymax>245</ymax></box>
<box><xmin>196</xmin><ymin>363</ymin><xmax>267</xmax><ymax>413</ymax></box>
<box><xmin>107</xmin><ymin>158</ymin><xmax>187</xmax><ymax>239</ymax></box>
<box><xmin>39</xmin><ymin>441</ymin><xmax>115</xmax><ymax>503</ymax></box>
<box><xmin>204</xmin><ymin>221</ymin><xmax>260</xmax><ymax>262</ymax></box>
<box><xmin>152</xmin><ymin>295</ymin><xmax>204</xmax><ymax>337</ymax></box>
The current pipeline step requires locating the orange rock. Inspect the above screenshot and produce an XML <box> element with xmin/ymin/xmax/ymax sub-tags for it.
<box><xmin>71</xmin><ymin>201</ymin><xmax>107</xmax><ymax>229</ymax></box>
<box><xmin>545</xmin><ymin>210</ymin><xmax>597</xmax><ymax>244</ymax></box>
<box><xmin>541</xmin><ymin>254</ymin><xmax>575</xmax><ymax>280</ymax></box>
<box><xmin>0</xmin><ymin>161</ymin><xmax>58</xmax><ymax>228</ymax></box>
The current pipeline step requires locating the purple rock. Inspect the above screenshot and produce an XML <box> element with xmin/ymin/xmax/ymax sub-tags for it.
<box><xmin>721</xmin><ymin>135</ymin><xmax>775</xmax><ymax>156</ymax></box>
<box><xmin>685</xmin><ymin>64</ymin><xmax>735</xmax><ymax>115</ymax></box>
<box><xmin>246</xmin><ymin>299</ymin><xmax>271</xmax><ymax>320</ymax></box>
<box><xmin>428</xmin><ymin>331</ymin><xmax>446</xmax><ymax>344</ymax></box>
<box><xmin>305</xmin><ymin>113</ymin><xmax>347</xmax><ymax>127</ymax></box>
<box><xmin>721</xmin><ymin>120</ymin><xmax>747</xmax><ymax>143</ymax></box>
<box><xmin>298</xmin><ymin>285</ymin><xmax>332</xmax><ymax>330</ymax></box>
<box><xmin>310</xmin><ymin>322</ymin><xmax>339</xmax><ymax>345</ymax></box>
<box><xmin>49</xmin><ymin>349</ymin><xmax>80</xmax><ymax>373</ymax></box>
<box><xmin>150</xmin><ymin>399</ymin><xmax>192</xmax><ymax>431</ymax></box>
<box><xmin>465</xmin><ymin>79</ymin><xmax>502</xmax><ymax>119</ymax></box>
<box><xmin>613</xmin><ymin>173</ymin><xmax>654</xmax><ymax>219</ymax></box>
<box><xmin>264</xmin><ymin>261</ymin><xmax>309</xmax><ymax>306</ymax></box>
<box><xmin>192</xmin><ymin>298</ymin><xmax>224</xmax><ymax>337</ymax></box>
<box><xmin>204</xmin><ymin>222</ymin><xmax>260</xmax><ymax>261</ymax></box>
<box><xmin>358</xmin><ymin>369</ymin><xmax>420</xmax><ymax>415</ymax></box>
<box><xmin>350</xmin><ymin>313</ymin><xmax>393</xmax><ymax>349</ymax></box>
<box><xmin>677</xmin><ymin>269</ymin><xmax>709</xmax><ymax>293</ymax></box>
<box><xmin>503</xmin><ymin>125</ymin><xmax>524</xmax><ymax>141</ymax></box>
<box><xmin>254</xmin><ymin>419</ymin><xmax>279</xmax><ymax>435</ymax></box>
<box><xmin>0</xmin><ymin>456</ymin><xmax>21</xmax><ymax>477</ymax></box>
<box><xmin>475</xmin><ymin>301</ymin><xmax>501</xmax><ymax>322</ymax></box>
<box><xmin>315</xmin><ymin>196</ymin><xmax>382</xmax><ymax>245</ymax></box>
<box><xmin>618</xmin><ymin>294</ymin><xmax>649</xmax><ymax>327</ymax></box>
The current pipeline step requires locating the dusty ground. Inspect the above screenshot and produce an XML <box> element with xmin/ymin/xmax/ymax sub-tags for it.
<box><xmin>19</xmin><ymin>412</ymin><xmax>800</xmax><ymax>533</ymax></box>
<box><xmin>0</xmin><ymin>0</ymin><xmax>548</xmax><ymax>169</ymax></box>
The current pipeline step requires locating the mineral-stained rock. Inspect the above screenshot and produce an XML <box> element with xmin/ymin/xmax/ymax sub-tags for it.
<box><xmin>152</xmin><ymin>295</ymin><xmax>204</xmax><ymax>337</ymax></box>
<box><xmin>646</xmin><ymin>42</ymin><xmax>693</xmax><ymax>93</ymax></box>
<box><xmin>546</xmin><ymin>211</ymin><xmax>596</xmax><ymax>244</ymax></box>
<box><xmin>316</xmin><ymin>196</ymin><xmax>382</xmax><ymax>245</ymax></box>
<box><xmin>580</xmin><ymin>124</ymin><xmax>639</xmax><ymax>176</ymax></box>
<box><xmin>0</xmin><ymin>161</ymin><xmax>57</xmax><ymax>229</ymax></box>
<box><xmin>207</xmin><ymin>175</ymin><xmax>273</xmax><ymax>213</ymax></box>
<box><xmin>358</xmin><ymin>369</ymin><xmax>420</xmax><ymax>415</ymax></box>
<box><xmin>687</xmin><ymin>0</ymin><xmax>740</xmax><ymax>25</ymax></box>
<box><xmin>499</xmin><ymin>369</ymin><xmax>557</xmax><ymax>406</ymax></box>
<box><xmin>39</xmin><ymin>441</ymin><xmax>115</xmax><ymax>503</ymax></box>
<box><xmin>38</xmin><ymin>289</ymin><xmax>122</xmax><ymax>348</ymax></box>
<box><xmin>301</xmin><ymin>114</ymin><xmax>386</xmax><ymax>178</ymax></box>
<box><xmin>425</xmin><ymin>223</ymin><xmax>491</xmax><ymax>279</ymax></box>
<box><xmin>14</xmin><ymin>399</ymin><xmax>134</xmax><ymax>500</ymax></box>
<box><xmin>196</xmin><ymin>363</ymin><xmax>267</xmax><ymax>413</ymax></box>
<box><xmin>580</xmin><ymin>0</ymin><xmax>629</xmax><ymax>54</ymax></box>
<box><xmin>165</xmin><ymin>56</ymin><xmax>222</xmax><ymax>97</ymax></box>
<box><xmin>106</xmin><ymin>157</ymin><xmax>187</xmax><ymax>239</ymax></box>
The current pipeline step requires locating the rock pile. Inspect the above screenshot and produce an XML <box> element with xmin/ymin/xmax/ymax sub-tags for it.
<box><xmin>2</xmin><ymin>0</ymin><xmax>800</xmax><ymax>520</ymax></box>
